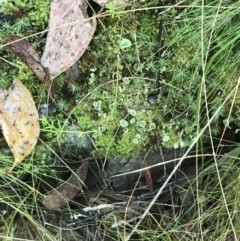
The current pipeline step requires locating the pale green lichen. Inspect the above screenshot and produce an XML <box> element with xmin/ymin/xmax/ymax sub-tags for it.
<box><xmin>1</xmin><ymin>0</ymin><xmax>240</xmax><ymax>161</ymax></box>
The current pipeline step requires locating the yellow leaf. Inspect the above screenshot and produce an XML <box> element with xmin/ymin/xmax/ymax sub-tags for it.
<box><xmin>0</xmin><ymin>78</ymin><xmax>40</xmax><ymax>173</ymax></box>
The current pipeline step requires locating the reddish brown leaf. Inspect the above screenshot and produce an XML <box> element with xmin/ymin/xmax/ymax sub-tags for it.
<box><xmin>0</xmin><ymin>78</ymin><xmax>40</xmax><ymax>173</ymax></box>
<box><xmin>42</xmin><ymin>160</ymin><xmax>88</xmax><ymax>209</ymax></box>
<box><xmin>41</xmin><ymin>0</ymin><xmax>97</xmax><ymax>80</ymax></box>
<box><xmin>143</xmin><ymin>162</ymin><xmax>154</xmax><ymax>192</ymax></box>
<box><xmin>6</xmin><ymin>36</ymin><xmax>47</xmax><ymax>83</ymax></box>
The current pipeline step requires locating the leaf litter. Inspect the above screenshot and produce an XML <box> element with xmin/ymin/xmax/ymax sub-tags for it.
<box><xmin>0</xmin><ymin>78</ymin><xmax>40</xmax><ymax>173</ymax></box>
<box><xmin>2</xmin><ymin>0</ymin><xmax>102</xmax><ymax>199</ymax></box>
<box><xmin>41</xmin><ymin>0</ymin><xmax>97</xmax><ymax>80</ymax></box>
<box><xmin>42</xmin><ymin>160</ymin><xmax>88</xmax><ymax>209</ymax></box>
<box><xmin>6</xmin><ymin>36</ymin><xmax>47</xmax><ymax>83</ymax></box>
<box><xmin>2</xmin><ymin>0</ymin><xmax>99</xmax><ymax>174</ymax></box>
<box><xmin>5</xmin><ymin>36</ymin><xmax>56</xmax><ymax>95</ymax></box>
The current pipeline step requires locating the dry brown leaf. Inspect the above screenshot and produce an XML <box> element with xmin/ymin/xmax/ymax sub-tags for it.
<box><xmin>143</xmin><ymin>162</ymin><xmax>154</xmax><ymax>192</ymax></box>
<box><xmin>0</xmin><ymin>78</ymin><xmax>40</xmax><ymax>173</ymax></box>
<box><xmin>41</xmin><ymin>0</ymin><xmax>97</xmax><ymax>80</ymax></box>
<box><xmin>6</xmin><ymin>36</ymin><xmax>47</xmax><ymax>83</ymax></box>
<box><xmin>42</xmin><ymin>160</ymin><xmax>88</xmax><ymax>209</ymax></box>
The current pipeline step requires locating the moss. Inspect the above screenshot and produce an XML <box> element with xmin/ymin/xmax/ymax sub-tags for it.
<box><xmin>1</xmin><ymin>0</ymin><xmax>51</xmax><ymax>28</ymax></box>
<box><xmin>0</xmin><ymin>1</ymin><xmax>240</xmax><ymax>239</ymax></box>
<box><xmin>0</xmin><ymin>0</ymin><xmax>52</xmax><ymax>97</ymax></box>
<box><xmin>1</xmin><ymin>0</ymin><xmax>240</xmax><ymax>161</ymax></box>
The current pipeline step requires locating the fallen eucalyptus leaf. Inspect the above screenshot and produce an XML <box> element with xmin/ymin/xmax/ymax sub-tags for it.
<box><xmin>0</xmin><ymin>78</ymin><xmax>40</xmax><ymax>173</ymax></box>
<box><xmin>41</xmin><ymin>0</ymin><xmax>97</xmax><ymax>80</ymax></box>
<box><xmin>6</xmin><ymin>36</ymin><xmax>47</xmax><ymax>83</ymax></box>
<box><xmin>42</xmin><ymin>160</ymin><xmax>88</xmax><ymax>209</ymax></box>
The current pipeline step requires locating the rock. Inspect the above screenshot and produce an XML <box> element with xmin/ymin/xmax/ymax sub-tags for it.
<box><xmin>106</xmin><ymin>149</ymin><xmax>190</xmax><ymax>191</ymax></box>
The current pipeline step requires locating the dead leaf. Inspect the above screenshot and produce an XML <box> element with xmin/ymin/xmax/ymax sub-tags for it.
<box><xmin>0</xmin><ymin>78</ymin><xmax>40</xmax><ymax>173</ymax></box>
<box><xmin>41</xmin><ymin>0</ymin><xmax>97</xmax><ymax>80</ymax></box>
<box><xmin>42</xmin><ymin>160</ymin><xmax>88</xmax><ymax>209</ymax></box>
<box><xmin>143</xmin><ymin>162</ymin><xmax>154</xmax><ymax>192</ymax></box>
<box><xmin>6</xmin><ymin>36</ymin><xmax>47</xmax><ymax>83</ymax></box>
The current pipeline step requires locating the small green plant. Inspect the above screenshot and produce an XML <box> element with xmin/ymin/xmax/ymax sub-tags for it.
<box><xmin>0</xmin><ymin>0</ymin><xmax>240</xmax><ymax>239</ymax></box>
<box><xmin>1</xmin><ymin>0</ymin><xmax>51</xmax><ymax>28</ymax></box>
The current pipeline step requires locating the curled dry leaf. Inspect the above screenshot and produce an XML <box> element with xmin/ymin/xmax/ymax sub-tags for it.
<box><xmin>6</xmin><ymin>36</ymin><xmax>47</xmax><ymax>83</ymax></box>
<box><xmin>41</xmin><ymin>0</ymin><xmax>97</xmax><ymax>80</ymax></box>
<box><xmin>143</xmin><ymin>162</ymin><xmax>154</xmax><ymax>192</ymax></box>
<box><xmin>0</xmin><ymin>78</ymin><xmax>40</xmax><ymax>173</ymax></box>
<box><xmin>42</xmin><ymin>160</ymin><xmax>88</xmax><ymax>209</ymax></box>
